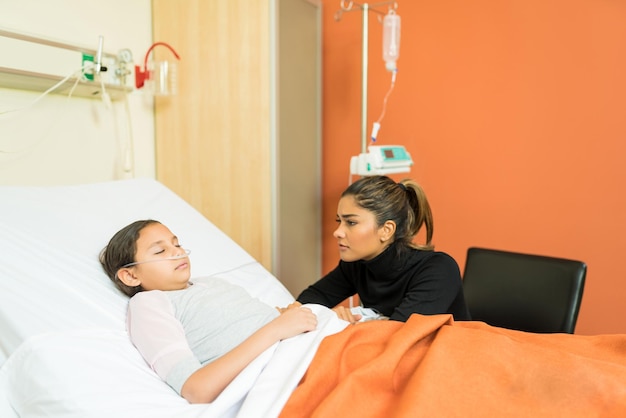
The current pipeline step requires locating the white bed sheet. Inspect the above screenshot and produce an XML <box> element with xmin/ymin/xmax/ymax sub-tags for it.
<box><xmin>0</xmin><ymin>305</ymin><xmax>346</xmax><ymax>418</ymax></box>
<box><xmin>0</xmin><ymin>178</ymin><xmax>338</xmax><ymax>418</ymax></box>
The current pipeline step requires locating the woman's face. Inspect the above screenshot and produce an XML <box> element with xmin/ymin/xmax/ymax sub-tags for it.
<box><xmin>333</xmin><ymin>196</ymin><xmax>390</xmax><ymax>262</ymax></box>
<box><xmin>127</xmin><ymin>223</ymin><xmax>191</xmax><ymax>291</ymax></box>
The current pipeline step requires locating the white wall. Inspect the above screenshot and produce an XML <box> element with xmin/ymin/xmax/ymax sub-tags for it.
<box><xmin>0</xmin><ymin>0</ymin><xmax>155</xmax><ymax>185</ymax></box>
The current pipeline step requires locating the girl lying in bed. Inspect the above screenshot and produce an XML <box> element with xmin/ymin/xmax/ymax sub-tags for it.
<box><xmin>99</xmin><ymin>219</ymin><xmax>317</xmax><ymax>404</ymax></box>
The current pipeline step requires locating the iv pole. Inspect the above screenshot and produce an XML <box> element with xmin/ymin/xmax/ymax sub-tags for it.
<box><xmin>335</xmin><ymin>1</ymin><xmax>398</xmax><ymax>154</ymax></box>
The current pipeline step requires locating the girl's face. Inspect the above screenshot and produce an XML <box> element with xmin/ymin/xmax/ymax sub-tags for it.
<box><xmin>333</xmin><ymin>196</ymin><xmax>393</xmax><ymax>262</ymax></box>
<box><xmin>123</xmin><ymin>223</ymin><xmax>191</xmax><ymax>291</ymax></box>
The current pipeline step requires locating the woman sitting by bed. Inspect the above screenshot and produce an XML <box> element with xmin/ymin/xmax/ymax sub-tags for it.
<box><xmin>295</xmin><ymin>175</ymin><xmax>470</xmax><ymax>323</ymax></box>
<box><xmin>99</xmin><ymin>219</ymin><xmax>317</xmax><ymax>404</ymax></box>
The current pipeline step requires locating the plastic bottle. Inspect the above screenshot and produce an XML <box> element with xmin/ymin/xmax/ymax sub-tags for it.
<box><xmin>382</xmin><ymin>11</ymin><xmax>401</xmax><ymax>72</ymax></box>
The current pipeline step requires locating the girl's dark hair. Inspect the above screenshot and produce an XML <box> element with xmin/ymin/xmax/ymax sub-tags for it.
<box><xmin>342</xmin><ymin>175</ymin><xmax>434</xmax><ymax>251</ymax></box>
<box><xmin>99</xmin><ymin>219</ymin><xmax>161</xmax><ymax>297</ymax></box>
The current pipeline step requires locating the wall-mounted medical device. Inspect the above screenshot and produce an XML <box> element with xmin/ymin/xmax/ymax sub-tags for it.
<box><xmin>0</xmin><ymin>28</ymin><xmax>133</xmax><ymax>101</ymax></box>
<box><xmin>135</xmin><ymin>42</ymin><xmax>180</xmax><ymax>96</ymax></box>
<box><xmin>350</xmin><ymin>145</ymin><xmax>413</xmax><ymax>176</ymax></box>
<box><xmin>0</xmin><ymin>28</ymin><xmax>181</xmax><ymax>101</ymax></box>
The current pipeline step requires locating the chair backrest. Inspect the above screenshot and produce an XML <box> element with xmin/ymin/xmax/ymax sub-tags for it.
<box><xmin>462</xmin><ymin>247</ymin><xmax>586</xmax><ymax>333</ymax></box>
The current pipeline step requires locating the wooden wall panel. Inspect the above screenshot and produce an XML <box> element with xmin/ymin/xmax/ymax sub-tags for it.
<box><xmin>152</xmin><ymin>0</ymin><xmax>272</xmax><ymax>268</ymax></box>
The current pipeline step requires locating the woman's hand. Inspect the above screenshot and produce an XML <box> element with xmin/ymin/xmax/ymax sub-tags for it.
<box><xmin>332</xmin><ymin>305</ymin><xmax>362</xmax><ymax>324</ymax></box>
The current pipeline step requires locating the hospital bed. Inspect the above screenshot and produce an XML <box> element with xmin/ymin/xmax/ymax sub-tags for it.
<box><xmin>0</xmin><ymin>178</ymin><xmax>345</xmax><ymax>418</ymax></box>
<box><xmin>2</xmin><ymin>179</ymin><xmax>626</xmax><ymax>418</ymax></box>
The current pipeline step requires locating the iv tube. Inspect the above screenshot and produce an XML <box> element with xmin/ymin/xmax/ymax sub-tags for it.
<box><xmin>371</xmin><ymin>9</ymin><xmax>401</xmax><ymax>143</ymax></box>
<box><xmin>382</xmin><ymin>10</ymin><xmax>401</xmax><ymax>72</ymax></box>
<box><xmin>370</xmin><ymin>71</ymin><xmax>397</xmax><ymax>143</ymax></box>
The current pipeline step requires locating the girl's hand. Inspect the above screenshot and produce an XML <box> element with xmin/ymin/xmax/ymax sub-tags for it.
<box><xmin>268</xmin><ymin>306</ymin><xmax>317</xmax><ymax>340</ymax></box>
<box><xmin>182</xmin><ymin>305</ymin><xmax>315</xmax><ymax>404</ymax></box>
<box><xmin>276</xmin><ymin>301</ymin><xmax>302</xmax><ymax>314</ymax></box>
<box><xmin>332</xmin><ymin>305</ymin><xmax>362</xmax><ymax>324</ymax></box>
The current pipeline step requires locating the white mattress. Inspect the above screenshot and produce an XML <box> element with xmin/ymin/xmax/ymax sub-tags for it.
<box><xmin>0</xmin><ymin>179</ymin><xmax>346</xmax><ymax>417</ymax></box>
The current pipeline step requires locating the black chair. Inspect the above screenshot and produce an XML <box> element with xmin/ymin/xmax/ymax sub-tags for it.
<box><xmin>462</xmin><ymin>247</ymin><xmax>586</xmax><ymax>333</ymax></box>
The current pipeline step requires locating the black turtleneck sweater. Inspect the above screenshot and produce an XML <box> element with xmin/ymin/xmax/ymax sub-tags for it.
<box><xmin>297</xmin><ymin>244</ymin><xmax>471</xmax><ymax>322</ymax></box>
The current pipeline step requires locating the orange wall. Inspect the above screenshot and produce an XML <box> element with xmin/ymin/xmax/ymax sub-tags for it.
<box><xmin>320</xmin><ymin>0</ymin><xmax>626</xmax><ymax>335</ymax></box>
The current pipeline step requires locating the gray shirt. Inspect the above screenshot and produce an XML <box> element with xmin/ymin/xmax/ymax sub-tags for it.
<box><xmin>127</xmin><ymin>277</ymin><xmax>279</xmax><ymax>394</ymax></box>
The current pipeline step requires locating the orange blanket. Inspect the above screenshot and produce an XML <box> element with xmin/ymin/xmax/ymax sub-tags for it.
<box><xmin>280</xmin><ymin>314</ymin><xmax>626</xmax><ymax>417</ymax></box>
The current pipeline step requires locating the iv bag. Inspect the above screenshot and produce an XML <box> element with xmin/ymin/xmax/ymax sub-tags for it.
<box><xmin>382</xmin><ymin>11</ymin><xmax>401</xmax><ymax>72</ymax></box>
